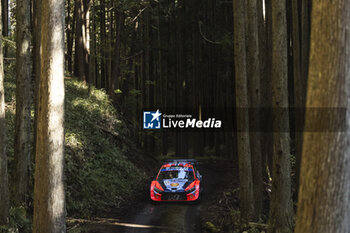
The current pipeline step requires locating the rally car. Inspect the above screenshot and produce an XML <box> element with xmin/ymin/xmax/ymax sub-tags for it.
<box><xmin>150</xmin><ymin>159</ymin><xmax>202</xmax><ymax>202</ymax></box>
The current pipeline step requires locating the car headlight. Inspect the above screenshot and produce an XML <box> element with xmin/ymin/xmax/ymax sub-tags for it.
<box><xmin>154</xmin><ymin>187</ymin><xmax>162</xmax><ymax>193</ymax></box>
<box><xmin>187</xmin><ymin>187</ymin><xmax>196</xmax><ymax>193</ymax></box>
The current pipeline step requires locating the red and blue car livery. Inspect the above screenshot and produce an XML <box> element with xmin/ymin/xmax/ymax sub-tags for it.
<box><xmin>150</xmin><ymin>159</ymin><xmax>202</xmax><ymax>202</ymax></box>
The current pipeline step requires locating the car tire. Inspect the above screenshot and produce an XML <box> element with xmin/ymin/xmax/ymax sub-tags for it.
<box><xmin>195</xmin><ymin>193</ymin><xmax>202</xmax><ymax>204</ymax></box>
<box><xmin>150</xmin><ymin>199</ymin><xmax>160</xmax><ymax>205</ymax></box>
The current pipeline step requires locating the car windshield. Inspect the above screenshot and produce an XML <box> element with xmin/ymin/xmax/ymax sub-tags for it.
<box><xmin>158</xmin><ymin>167</ymin><xmax>194</xmax><ymax>180</ymax></box>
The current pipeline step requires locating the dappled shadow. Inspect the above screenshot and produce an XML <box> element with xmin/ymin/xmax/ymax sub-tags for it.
<box><xmin>63</xmin><ymin>78</ymin><xmax>146</xmax><ymax>217</ymax></box>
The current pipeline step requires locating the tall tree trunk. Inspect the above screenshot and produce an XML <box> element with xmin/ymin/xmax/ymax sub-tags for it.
<box><xmin>295</xmin><ymin>1</ymin><xmax>350</xmax><ymax>232</ymax></box>
<box><xmin>175</xmin><ymin>0</ymin><xmax>188</xmax><ymax>157</ymax></box>
<box><xmin>0</xmin><ymin>1</ymin><xmax>9</xmax><ymax>223</ymax></box>
<box><xmin>88</xmin><ymin>0</ymin><xmax>96</xmax><ymax>90</ymax></box>
<box><xmin>99</xmin><ymin>0</ymin><xmax>106</xmax><ymax>88</ymax></box>
<box><xmin>247</xmin><ymin>0</ymin><xmax>262</xmax><ymax>220</ymax></box>
<box><xmin>66</xmin><ymin>0</ymin><xmax>73</xmax><ymax>74</ymax></box>
<box><xmin>74</xmin><ymin>0</ymin><xmax>86</xmax><ymax>82</ymax></box>
<box><xmin>295</xmin><ymin>0</ymin><xmax>310</xmax><ymax>195</ymax></box>
<box><xmin>106</xmin><ymin>0</ymin><xmax>112</xmax><ymax>92</ymax></box>
<box><xmin>73</xmin><ymin>0</ymin><xmax>78</xmax><ymax>78</ymax></box>
<box><xmin>33</xmin><ymin>0</ymin><xmax>42</xmax><ymax>169</ymax></box>
<box><xmin>291</xmin><ymin>0</ymin><xmax>304</xmax><ymax>199</ymax></box>
<box><xmin>1</xmin><ymin>0</ymin><xmax>7</xmax><ymax>36</ymax></box>
<box><xmin>110</xmin><ymin>10</ymin><xmax>123</xmax><ymax>97</ymax></box>
<box><xmin>83</xmin><ymin>0</ymin><xmax>90</xmax><ymax>82</ymax></box>
<box><xmin>300</xmin><ymin>0</ymin><xmax>310</xmax><ymax>86</ymax></box>
<box><xmin>262</xmin><ymin>0</ymin><xmax>273</xmax><ymax>179</ymax></box>
<box><xmin>32</xmin><ymin>0</ymin><xmax>66</xmax><ymax>231</ymax></box>
<box><xmin>13</xmin><ymin>0</ymin><xmax>32</xmax><ymax>206</ymax></box>
<box><xmin>1</xmin><ymin>0</ymin><xmax>8</xmax><ymax>56</ymax></box>
<box><xmin>233</xmin><ymin>0</ymin><xmax>254</xmax><ymax>223</ymax></box>
<box><xmin>268</xmin><ymin>0</ymin><xmax>294</xmax><ymax>232</ymax></box>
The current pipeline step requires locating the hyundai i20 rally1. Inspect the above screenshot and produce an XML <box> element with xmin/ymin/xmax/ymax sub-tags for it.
<box><xmin>150</xmin><ymin>159</ymin><xmax>202</xmax><ymax>202</ymax></box>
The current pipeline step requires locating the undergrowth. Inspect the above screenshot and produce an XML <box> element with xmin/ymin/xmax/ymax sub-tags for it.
<box><xmin>3</xmin><ymin>59</ymin><xmax>149</xmax><ymax>231</ymax></box>
<box><xmin>64</xmin><ymin>78</ymin><xmax>147</xmax><ymax>216</ymax></box>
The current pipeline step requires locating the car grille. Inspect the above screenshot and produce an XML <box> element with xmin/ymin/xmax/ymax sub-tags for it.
<box><xmin>162</xmin><ymin>192</ymin><xmax>187</xmax><ymax>201</ymax></box>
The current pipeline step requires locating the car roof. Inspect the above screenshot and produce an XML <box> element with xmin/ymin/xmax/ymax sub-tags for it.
<box><xmin>162</xmin><ymin>159</ymin><xmax>198</xmax><ymax>167</ymax></box>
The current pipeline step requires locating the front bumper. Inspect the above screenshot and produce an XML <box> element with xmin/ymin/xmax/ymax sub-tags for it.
<box><xmin>150</xmin><ymin>189</ymin><xmax>200</xmax><ymax>202</ymax></box>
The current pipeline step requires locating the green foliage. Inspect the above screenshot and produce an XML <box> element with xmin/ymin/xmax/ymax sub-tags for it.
<box><xmin>230</xmin><ymin>209</ymin><xmax>241</xmax><ymax>227</ymax></box>
<box><xmin>67</xmin><ymin>225</ymin><xmax>89</xmax><ymax>233</ymax></box>
<box><xmin>129</xmin><ymin>89</ymin><xmax>141</xmax><ymax>96</ymax></box>
<box><xmin>114</xmin><ymin>89</ymin><xmax>123</xmax><ymax>94</ymax></box>
<box><xmin>2</xmin><ymin>37</ymin><xmax>16</xmax><ymax>49</ymax></box>
<box><xmin>204</xmin><ymin>222</ymin><xmax>220</xmax><ymax>233</ymax></box>
<box><xmin>4</xmin><ymin>72</ymin><xmax>148</xmax><ymax>220</ymax></box>
<box><xmin>0</xmin><ymin>207</ymin><xmax>31</xmax><ymax>233</ymax></box>
<box><xmin>9</xmin><ymin>207</ymin><xmax>31</xmax><ymax>233</ymax></box>
<box><xmin>220</xmin><ymin>32</ymin><xmax>234</xmax><ymax>48</ymax></box>
<box><xmin>246</xmin><ymin>228</ymin><xmax>260</xmax><ymax>233</ymax></box>
<box><xmin>290</xmin><ymin>154</ymin><xmax>296</xmax><ymax>170</ymax></box>
<box><xmin>145</xmin><ymin>80</ymin><xmax>156</xmax><ymax>86</ymax></box>
<box><xmin>64</xmin><ymin>79</ymin><xmax>146</xmax><ymax>217</ymax></box>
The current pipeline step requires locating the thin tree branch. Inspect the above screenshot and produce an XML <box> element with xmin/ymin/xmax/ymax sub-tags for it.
<box><xmin>198</xmin><ymin>21</ymin><xmax>221</xmax><ymax>45</ymax></box>
<box><xmin>132</xmin><ymin>7</ymin><xmax>148</xmax><ymax>22</ymax></box>
<box><xmin>121</xmin><ymin>51</ymin><xmax>143</xmax><ymax>60</ymax></box>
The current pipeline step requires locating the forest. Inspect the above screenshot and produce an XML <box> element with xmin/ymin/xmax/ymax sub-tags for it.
<box><xmin>0</xmin><ymin>0</ymin><xmax>349</xmax><ymax>232</ymax></box>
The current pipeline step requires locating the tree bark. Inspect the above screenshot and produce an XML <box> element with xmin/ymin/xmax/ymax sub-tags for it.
<box><xmin>261</xmin><ymin>0</ymin><xmax>273</xmax><ymax>179</ymax></box>
<box><xmin>110</xmin><ymin>10</ymin><xmax>123</xmax><ymax>96</ymax></box>
<box><xmin>74</xmin><ymin>0</ymin><xmax>89</xmax><ymax>82</ymax></box>
<box><xmin>291</xmin><ymin>0</ymin><xmax>305</xmax><ymax>199</ymax></box>
<box><xmin>1</xmin><ymin>0</ymin><xmax>7</xmax><ymax>37</ymax></box>
<box><xmin>268</xmin><ymin>0</ymin><xmax>294</xmax><ymax>232</ymax></box>
<box><xmin>233</xmin><ymin>0</ymin><xmax>254</xmax><ymax>223</ymax></box>
<box><xmin>88</xmin><ymin>0</ymin><xmax>96</xmax><ymax>90</ymax></box>
<box><xmin>295</xmin><ymin>1</ymin><xmax>350</xmax><ymax>233</ymax></box>
<box><xmin>99</xmin><ymin>0</ymin><xmax>106</xmax><ymax>88</ymax></box>
<box><xmin>66</xmin><ymin>0</ymin><xmax>73</xmax><ymax>74</ymax></box>
<box><xmin>106</xmin><ymin>0</ymin><xmax>112</xmax><ymax>92</ymax></box>
<box><xmin>33</xmin><ymin>0</ymin><xmax>66</xmax><ymax>231</ymax></box>
<box><xmin>247</xmin><ymin>0</ymin><xmax>262</xmax><ymax>221</ymax></box>
<box><xmin>1</xmin><ymin>0</ymin><xmax>8</xmax><ymax>56</ymax></box>
<box><xmin>75</xmin><ymin>0</ymin><xmax>84</xmax><ymax>81</ymax></box>
<box><xmin>300</xmin><ymin>0</ymin><xmax>310</xmax><ymax>87</ymax></box>
<box><xmin>295</xmin><ymin>0</ymin><xmax>310</xmax><ymax>195</ymax></box>
<box><xmin>83</xmin><ymin>0</ymin><xmax>90</xmax><ymax>82</ymax></box>
<box><xmin>13</xmin><ymin>0</ymin><xmax>32</xmax><ymax>206</ymax></box>
<box><xmin>0</xmin><ymin>0</ymin><xmax>9</xmax><ymax>223</ymax></box>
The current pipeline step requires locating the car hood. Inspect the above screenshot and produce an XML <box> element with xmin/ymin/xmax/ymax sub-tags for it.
<box><xmin>160</xmin><ymin>178</ymin><xmax>193</xmax><ymax>192</ymax></box>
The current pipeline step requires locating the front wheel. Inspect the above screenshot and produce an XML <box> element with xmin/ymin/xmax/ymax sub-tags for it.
<box><xmin>150</xmin><ymin>199</ymin><xmax>160</xmax><ymax>205</ymax></box>
<box><xmin>195</xmin><ymin>192</ymin><xmax>202</xmax><ymax>204</ymax></box>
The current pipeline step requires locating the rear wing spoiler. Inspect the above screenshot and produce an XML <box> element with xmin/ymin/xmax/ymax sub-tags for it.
<box><xmin>163</xmin><ymin>159</ymin><xmax>198</xmax><ymax>166</ymax></box>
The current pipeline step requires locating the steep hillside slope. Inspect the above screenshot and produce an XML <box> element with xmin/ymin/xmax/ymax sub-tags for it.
<box><xmin>4</xmin><ymin>70</ymin><xmax>151</xmax><ymax>219</ymax></box>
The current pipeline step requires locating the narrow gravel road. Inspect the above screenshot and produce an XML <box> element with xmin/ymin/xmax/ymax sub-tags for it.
<box><xmin>121</xmin><ymin>166</ymin><xmax>216</xmax><ymax>233</ymax></box>
<box><xmin>84</xmin><ymin>165</ymin><xmax>219</xmax><ymax>233</ymax></box>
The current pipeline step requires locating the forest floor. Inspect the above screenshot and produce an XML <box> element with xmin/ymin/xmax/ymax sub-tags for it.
<box><xmin>198</xmin><ymin>160</ymin><xmax>239</xmax><ymax>233</ymax></box>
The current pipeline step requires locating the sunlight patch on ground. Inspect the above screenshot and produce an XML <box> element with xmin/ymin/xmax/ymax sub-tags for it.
<box><xmin>67</xmin><ymin>217</ymin><xmax>167</xmax><ymax>229</ymax></box>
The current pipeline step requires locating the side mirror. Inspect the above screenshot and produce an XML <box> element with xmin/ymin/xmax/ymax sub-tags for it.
<box><xmin>196</xmin><ymin>171</ymin><xmax>202</xmax><ymax>180</ymax></box>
